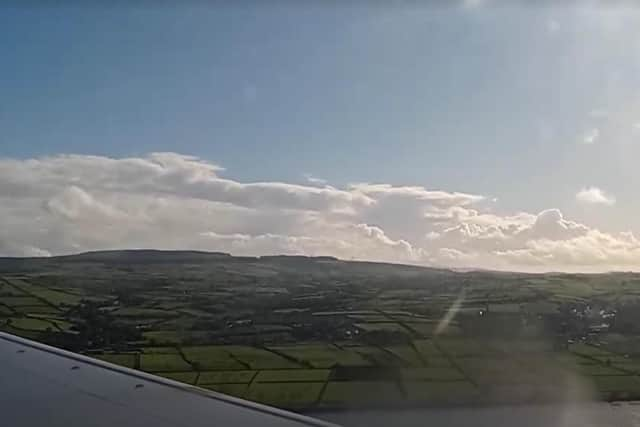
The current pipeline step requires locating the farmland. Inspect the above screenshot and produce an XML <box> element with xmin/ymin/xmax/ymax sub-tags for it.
<box><xmin>3</xmin><ymin>250</ymin><xmax>640</xmax><ymax>410</ymax></box>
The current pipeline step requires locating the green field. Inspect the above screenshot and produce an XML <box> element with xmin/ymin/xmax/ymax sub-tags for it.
<box><xmin>115</xmin><ymin>307</ymin><xmax>175</xmax><ymax>317</ymax></box>
<box><xmin>224</xmin><ymin>346</ymin><xmax>302</xmax><ymax>369</ymax></box>
<box><xmin>3</xmin><ymin>279</ymin><xmax>82</xmax><ymax>306</ymax></box>
<box><xmin>1</xmin><ymin>296</ymin><xmax>43</xmax><ymax>307</ymax></box>
<box><xmin>569</xmin><ymin>343</ymin><xmax>615</xmax><ymax>357</ymax></box>
<box><xmin>384</xmin><ymin>345</ymin><xmax>425</xmax><ymax>367</ymax></box>
<box><xmin>140</xmin><ymin>353</ymin><xmax>192</xmax><ymax>372</ymax></box>
<box><xmin>17</xmin><ymin>305</ymin><xmax>61</xmax><ymax>315</ymax></box>
<box><xmin>203</xmin><ymin>383</ymin><xmax>249</xmax><ymax>398</ymax></box>
<box><xmin>142</xmin><ymin>346</ymin><xmax>180</xmax><ymax>354</ymax></box>
<box><xmin>246</xmin><ymin>382</ymin><xmax>324</xmax><ymax>407</ymax></box>
<box><xmin>27</xmin><ymin>287</ymin><xmax>82</xmax><ymax>306</ymax></box>
<box><xmin>350</xmin><ymin>346</ymin><xmax>402</xmax><ymax>365</ymax></box>
<box><xmin>93</xmin><ymin>353</ymin><xmax>137</xmax><ymax>368</ymax></box>
<box><xmin>570</xmin><ymin>364</ymin><xmax>628</xmax><ymax>376</ymax></box>
<box><xmin>413</xmin><ymin>339</ymin><xmax>445</xmax><ymax>358</ymax></box>
<box><xmin>4</xmin><ymin>253</ymin><xmax>640</xmax><ymax>410</ymax></box>
<box><xmin>591</xmin><ymin>375</ymin><xmax>640</xmax><ymax>393</ymax></box>
<box><xmin>197</xmin><ymin>370</ymin><xmax>256</xmax><ymax>385</ymax></box>
<box><xmin>268</xmin><ymin>344</ymin><xmax>371</xmax><ymax>368</ymax></box>
<box><xmin>159</xmin><ymin>371</ymin><xmax>198</xmax><ymax>384</ymax></box>
<box><xmin>322</xmin><ymin>381</ymin><xmax>403</xmax><ymax>404</ymax></box>
<box><xmin>354</xmin><ymin>322</ymin><xmax>409</xmax><ymax>333</ymax></box>
<box><xmin>142</xmin><ymin>331</ymin><xmax>183</xmax><ymax>345</ymax></box>
<box><xmin>255</xmin><ymin>369</ymin><xmax>330</xmax><ymax>383</ymax></box>
<box><xmin>8</xmin><ymin>317</ymin><xmax>56</xmax><ymax>331</ymax></box>
<box><xmin>436</xmin><ymin>338</ymin><xmax>496</xmax><ymax>357</ymax></box>
<box><xmin>0</xmin><ymin>280</ymin><xmax>27</xmax><ymax>296</ymax></box>
<box><xmin>182</xmin><ymin>346</ymin><xmax>247</xmax><ymax>370</ymax></box>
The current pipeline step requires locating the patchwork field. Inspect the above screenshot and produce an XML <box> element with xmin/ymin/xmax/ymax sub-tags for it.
<box><xmin>2</xmin><ymin>252</ymin><xmax>640</xmax><ymax>410</ymax></box>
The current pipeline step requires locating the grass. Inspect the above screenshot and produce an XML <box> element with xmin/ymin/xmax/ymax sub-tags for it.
<box><xmin>413</xmin><ymin>339</ymin><xmax>445</xmax><ymax>358</ymax></box>
<box><xmin>354</xmin><ymin>322</ymin><xmax>409</xmax><ymax>333</ymax></box>
<box><xmin>268</xmin><ymin>344</ymin><xmax>371</xmax><ymax>368</ymax></box>
<box><xmin>321</xmin><ymin>381</ymin><xmax>403</xmax><ymax>404</ymax></box>
<box><xmin>592</xmin><ymin>355</ymin><xmax>635</xmax><ymax>364</ymax></box>
<box><xmin>350</xmin><ymin>346</ymin><xmax>403</xmax><ymax>365</ymax></box>
<box><xmin>142</xmin><ymin>330</ymin><xmax>183</xmax><ymax>345</ymax></box>
<box><xmin>223</xmin><ymin>346</ymin><xmax>302</xmax><ymax>369</ymax></box>
<box><xmin>114</xmin><ymin>307</ymin><xmax>175</xmax><ymax>318</ymax></box>
<box><xmin>404</xmin><ymin>381</ymin><xmax>478</xmax><ymax>402</ymax></box>
<box><xmin>203</xmin><ymin>383</ymin><xmax>249</xmax><ymax>398</ymax></box>
<box><xmin>436</xmin><ymin>338</ymin><xmax>495</xmax><ymax>357</ymax></box>
<box><xmin>254</xmin><ymin>369</ymin><xmax>331</xmax><ymax>383</ymax></box>
<box><xmin>487</xmin><ymin>303</ymin><xmax>521</xmax><ymax>313</ymax></box>
<box><xmin>347</xmin><ymin>314</ymin><xmax>394</xmax><ymax>322</ymax></box>
<box><xmin>4</xmin><ymin>279</ymin><xmax>82</xmax><ymax>306</ymax></box>
<box><xmin>554</xmin><ymin>353</ymin><xmax>599</xmax><ymax>366</ymax></box>
<box><xmin>0</xmin><ymin>325</ymin><xmax>41</xmax><ymax>340</ymax></box>
<box><xmin>15</xmin><ymin>305</ymin><xmax>61</xmax><ymax>315</ymax></box>
<box><xmin>385</xmin><ymin>314</ymin><xmax>435</xmax><ymax>323</ymax></box>
<box><xmin>590</xmin><ymin>375</ymin><xmax>640</xmax><ymax>392</ymax></box>
<box><xmin>181</xmin><ymin>346</ymin><xmax>246</xmax><ymax>370</ymax></box>
<box><xmin>493</xmin><ymin>339</ymin><xmax>554</xmax><ymax>354</ymax></box>
<box><xmin>177</xmin><ymin>308</ymin><xmax>214</xmax><ymax>318</ymax></box>
<box><xmin>423</xmin><ymin>357</ymin><xmax>455</xmax><ymax>367</ymax></box>
<box><xmin>384</xmin><ymin>345</ymin><xmax>425</xmax><ymax>367</ymax></box>
<box><xmin>140</xmin><ymin>354</ymin><xmax>192</xmax><ymax>372</ymax></box>
<box><xmin>246</xmin><ymin>382</ymin><xmax>324</xmax><ymax>407</ymax></box>
<box><xmin>50</xmin><ymin>319</ymin><xmax>74</xmax><ymax>332</ymax></box>
<box><xmin>8</xmin><ymin>317</ymin><xmax>56</xmax><ymax>331</ymax></box>
<box><xmin>457</xmin><ymin>358</ymin><xmax>537</xmax><ymax>385</ymax></box>
<box><xmin>28</xmin><ymin>287</ymin><xmax>82</xmax><ymax>306</ymax></box>
<box><xmin>0</xmin><ymin>296</ymin><xmax>43</xmax><ymax>307</ymax></box>
<box><xmin>611</xmin><ymin>362</ymin><xmax>640</xmax><ymax>374</ymax></box>
<box><xmin>93</xmin><ymin>353</ymin><xmax>137</xmax><ymax>368</ymax></box>
<box><xmin>197</xmin><ymin>370</ymin><xmax>256</xmax><ymax>385</ymax></box>
<box><xmin>400</xmin><ymin>367</ymin><xmax>465</xmax><ymax>381</ymax></box>
<box><xmin>569</xmin><ymin>364</ymin><xmax>628</xmax><ymax>376</ymax></box>
<box><xmin>142</xmin><ymin>346</ymin><xmax>180</xmax><ymax>354</ymax></box>
<box><xmin>569</xmin><ymin>343</ymin><xmax>616</xmax><ymax>357</ymax></box>
<box><xmin>0</xmin><ymin>280</ymin><xmax>27</xmax><ymax>296</ymax></box>
<box><xmin>13</xmin><ymin>270</ymin><xmax>640</xmax><ymax>408</ymax></box>
<box><xmin>405</xmin><ymin>322</ymin><xmax>441</xmax><ymax>336</ymax></box>
<box><xmin>156</xmin><ymin>371</ymin><xmax>198</xmax><ymax>384</ymax></box>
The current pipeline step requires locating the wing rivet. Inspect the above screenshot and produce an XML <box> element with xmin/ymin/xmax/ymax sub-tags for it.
<box><xmin>135</xmin><ymin>384</ymin><xmax>144</xmax><ymax>389</ymax></box>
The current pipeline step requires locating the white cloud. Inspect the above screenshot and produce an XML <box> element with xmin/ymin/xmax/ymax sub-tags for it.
<box><xmin>0</xmin><ymin>152</ymin><xmax>638</xmax><ymax>272</ymax></box>
<box><xmin>304</xmin><ymin>174</ymin><xmax>327</xmax><ymax>186</ymax></box>
<box><xmin>582</xmin><ymin>128</ymin><xmax>600</xmax><ymax>144</ymax></box>
<box><xmin>576</xmin><ymin>187</ymin><xmax>616</xmax><ymax>205</ymax></box>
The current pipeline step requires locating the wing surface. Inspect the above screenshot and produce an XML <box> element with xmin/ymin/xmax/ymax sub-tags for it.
<box><xmin>0</xmin><ymin>332</ymin><xmax>337</xmax><ymax>427</ymax></box>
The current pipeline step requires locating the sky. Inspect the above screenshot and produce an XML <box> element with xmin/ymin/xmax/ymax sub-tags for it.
<box><xmin>2</xmin><ymin>2</ymin><xmax>640</xmax><ymax>271</ymax></box>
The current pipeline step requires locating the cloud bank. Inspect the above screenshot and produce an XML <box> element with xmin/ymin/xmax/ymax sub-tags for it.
<box><xmin>576</xmin><ymin>187</ymin><xmax>616</xmax><ymax>206</ymax></box>
<box><xmin>0</xmin><ymin>153</ymin><xmax>636</xmax><ymax>272</ymax></box>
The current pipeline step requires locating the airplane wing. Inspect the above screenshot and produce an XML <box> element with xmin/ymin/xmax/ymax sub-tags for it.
<box><xmin>0</xmin><ymin>331</ymin><xmax>337</xmax><ymax>427</ymax></box>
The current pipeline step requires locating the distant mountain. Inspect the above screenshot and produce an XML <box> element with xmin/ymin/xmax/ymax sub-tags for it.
<box><xmin>58</xmin><ymin>249</ymin><xmax>233</xmax><ymax>263</ymax></box>
<box><xmin>0</xmin><ymin>249</ymin><xmax>454</xmax><ymax>277</ymax></box>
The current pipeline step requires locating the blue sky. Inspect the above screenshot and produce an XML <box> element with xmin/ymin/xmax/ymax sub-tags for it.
<box><xmin>2</xmin><ymin>3</ymin><xmax>640</xmax><ymax>270</ymax></box>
